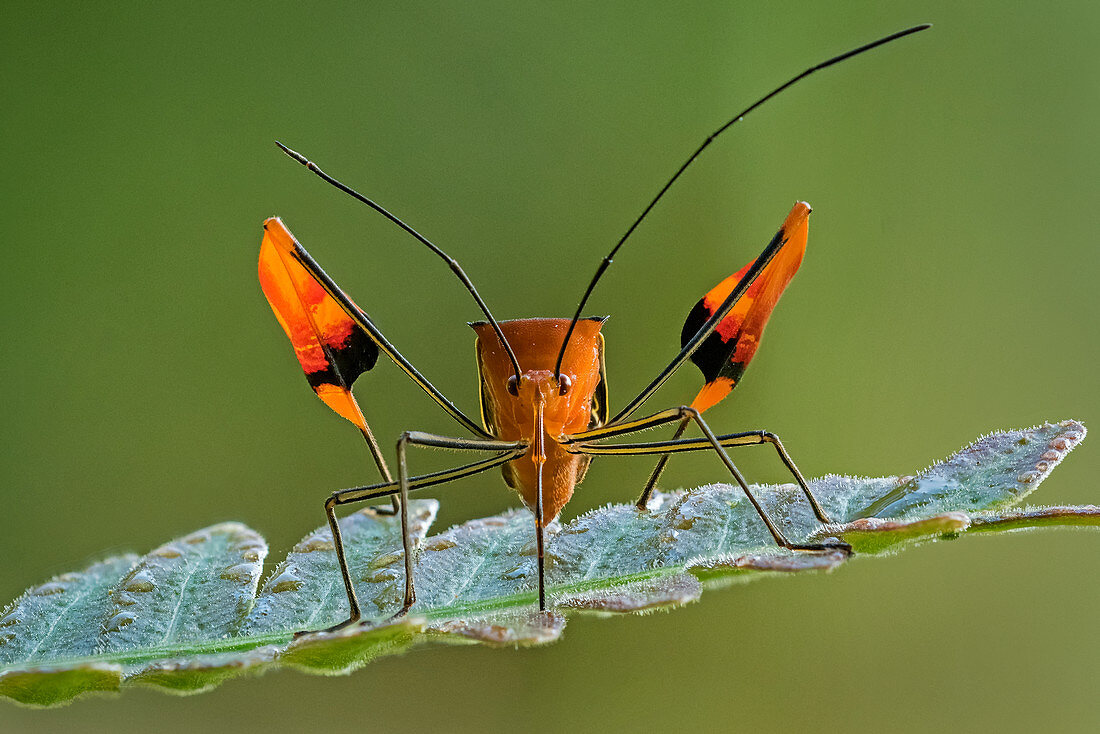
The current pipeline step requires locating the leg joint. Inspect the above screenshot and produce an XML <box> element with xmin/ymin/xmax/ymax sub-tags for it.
<box><xmin>677</xmin><ymin>405</ymin><xmax>701</xmax><ymax>421</ymax></box>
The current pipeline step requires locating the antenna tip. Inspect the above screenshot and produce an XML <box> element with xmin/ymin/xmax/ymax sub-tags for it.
<box><xmin>274</xmin><ymin>140</ymin><xmax>308</xmax><ymax>165</ymax></box>
<box><xmin>885</xmin><ymin>24</ymin><xmax>932</xmax><ymax>43</ymax></box>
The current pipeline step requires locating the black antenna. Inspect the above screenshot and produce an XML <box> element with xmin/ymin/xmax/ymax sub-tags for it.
<box><xmin>552</xmin><ymin>23</ymin><xmax>931</xmax><ymax>379</ymax></box>
<box><xmin>275</xmin><ymin>141</ymin><xmax>524</xmax><ymax>383</ymax></box>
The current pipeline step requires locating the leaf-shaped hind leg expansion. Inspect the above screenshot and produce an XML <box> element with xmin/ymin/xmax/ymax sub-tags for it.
<box><xmin>567</xmin><ymin>407</ymin><xmax>848</xmax><ymax>553</ymax></box>
<box><xmin>297</xmin><ymin>438</ymin><xmax>527</xmax><ymax>636</ymax></box>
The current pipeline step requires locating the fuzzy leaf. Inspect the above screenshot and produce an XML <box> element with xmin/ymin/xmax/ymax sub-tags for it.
<box><xmin>97</xmin><ymin>523</ymin><xmax>267</xmax><ymax>654</ymax></box>
<box><xmin>240</xmin><ymin>501</ymin><xmax>438</xmax><ymax>636</ymax></box>
<box><xmin>0</xmin><ymin>556</ymin><xmax>138</xmax><ymax>666</ymax></box>
<box><xmin>0</xmin><ymin>420</ymin><xmax>1094</xmax><ymax>707</ymax></box>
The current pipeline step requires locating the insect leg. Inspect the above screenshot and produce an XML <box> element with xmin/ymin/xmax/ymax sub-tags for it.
<box><xmin>609</xmin><ymin>225</ymin><xmax>791</xmax><ymax>425</ymax></box>
<box><xmin>569</xmin><ymin>407</ymin><xmax>847</xmax><ymax>552</ymax></box>
<box><xmin>635</xmin><ymin>417</ymin><xmax>690</xmax><ymax>509</ymax></box>
<box><xmin>634</xmin><ymin>422</ymin><xmax>831</xmax><ymax>522</ymax></box>
<box><xmin>392</xmin><ymin>433</ymin><xmax>529</xmax><ymax>622</ymax></box>
<box><xmin>308</xmin><ymin>442</ymin><xmax>526</xmax><ymax>635</ymax></box>
<box><xmin>356</xmin><ymin>424</ymin><xmax>401</xmax><ymax>513</ymax></box>
<box><xmin>565</xmin><ymin>406</ymin><xmax>694</xmax><ymax>443</ymax></box>
<box><xmin>269</xmin><ymin>219</ymin><xmax>491</xmax><ymax>437</ymax></box>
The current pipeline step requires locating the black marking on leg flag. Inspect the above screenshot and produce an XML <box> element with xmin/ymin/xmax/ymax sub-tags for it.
<box><xmin>305</xmin><ymin>325</ymin><xmax>380</xmax><ymax>390</ymax></box>
<box><xmin>681</xmin><ymin>299</ymin><xmax>747</xmax><ymax>387</ymax></box>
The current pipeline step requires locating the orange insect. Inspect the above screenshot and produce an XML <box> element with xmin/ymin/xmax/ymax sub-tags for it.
<box><xmin>259</xmin><ymin>25</ymin><xmax>929</xmax><ymax>632</ymax></box>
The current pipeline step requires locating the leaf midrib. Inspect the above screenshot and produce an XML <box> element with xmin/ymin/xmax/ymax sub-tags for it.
<box><xmin>0</xmin><ymin>563</ymin><xmax>695</xmax><ymax>675</ymax></box>
<box><xmin>24</xmin><ymin>583</ymin><xmax>92</xmax><ymax>662</ymax></box>
<box><xmin>160</xmin><ymin>553</ymin><xmax>202</xmax><ymax>645</ymax></box>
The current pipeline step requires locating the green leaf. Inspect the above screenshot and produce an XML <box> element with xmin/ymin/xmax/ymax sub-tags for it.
<box><xmin>0</xmin><ymin>555</ymin><xmax>138</xmax><ymax>666</ymax></box>
<box><xmin>97</xmin><ymin>523</ymin><xmax>267</xmax><ymax>654</ymax></box>
<box><xmin>240</xmin><ymin>501</ymin><xmax>438</xmax><ymax>636</ymax></box>
<box><xmin>0</xmin><ymin>420</ymin><xmax>1094</xmax><ymax>707</ymax></box>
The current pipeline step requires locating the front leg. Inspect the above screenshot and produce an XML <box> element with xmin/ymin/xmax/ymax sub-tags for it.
<box><xmin>390</xmin><ymin>432</ymin><xmax>529</xmax><ymax>623</ymax></box>
<box><xmin>306</xmin><ymin>436</ymin><xmax>526</xmax><ymax>635</ymax></box>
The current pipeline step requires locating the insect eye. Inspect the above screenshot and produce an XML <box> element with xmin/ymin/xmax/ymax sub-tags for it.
<box><xmin>558</xmin><ymin>374</ymin><xmax>572</xmax><ymax>396</ymax></box>
<box><xmin>506</xmin><ymin>375</ymin><xmax>519</xmax><ymax>396</ymax></box>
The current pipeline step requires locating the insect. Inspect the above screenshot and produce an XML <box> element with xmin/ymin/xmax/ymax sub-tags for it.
<box><xmin>259</xmin><ymin>25</ymin><xmax>930</xmax><ymax>633</ymax></box>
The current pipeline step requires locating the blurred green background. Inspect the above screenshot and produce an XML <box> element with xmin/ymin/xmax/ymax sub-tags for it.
<box><xmin>2</xmin><ymin>1</ymin><xmax>1097</xmax><ymax>730</ymax></box>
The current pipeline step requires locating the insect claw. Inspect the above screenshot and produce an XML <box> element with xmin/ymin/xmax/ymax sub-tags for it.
<box><xmin>786</xmin><ymin>540</ymin><xmax>852</xmax><ymax>555</ymax></box>
<box><xmin>293</xmin><ymin>614</ymin><xmax>365</xmax><ymax>639</ymax></box>
<box><xmin>386</xmin><ymin>605</ymin><xmax>412</xmax><ymax>625</ymax></box>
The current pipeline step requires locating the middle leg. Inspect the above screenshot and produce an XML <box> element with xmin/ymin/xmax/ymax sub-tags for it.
<box><xmin>635</xmin><ymin>421</ymin><xmax>832</xmax><ymax>523</ymax></box>
<box><xmin>567</xmin><ymin>406</ymin><xmax>847</xmax><ymax>552</ymax></box>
